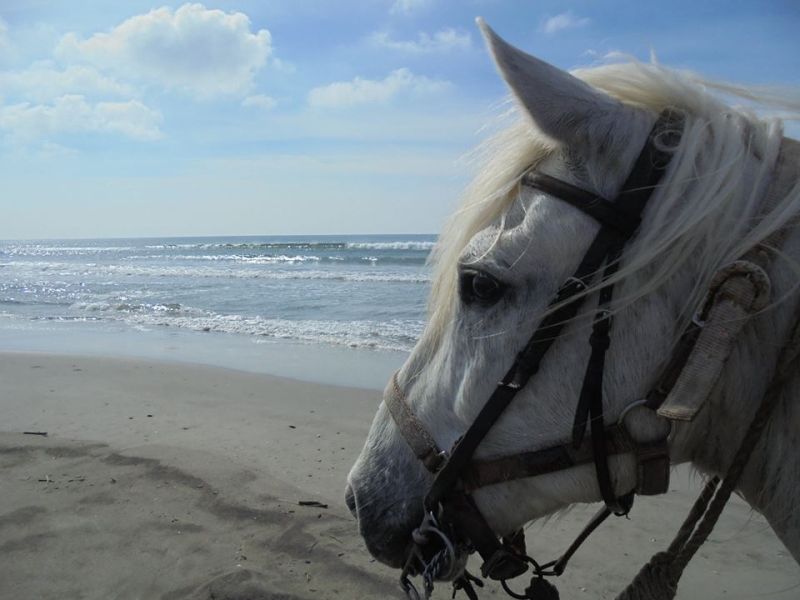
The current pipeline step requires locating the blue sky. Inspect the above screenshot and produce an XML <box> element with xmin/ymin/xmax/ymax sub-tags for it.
<box><xmin>1</xmin><ymin>1</ymin><xmax>798</xmax><ymax>239</ymax></box>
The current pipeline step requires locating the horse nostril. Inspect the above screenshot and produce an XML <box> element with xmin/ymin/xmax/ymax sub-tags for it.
<box><xmin>345</xmin><ymin>484</ymin><xmax>357</xmax><ymax>518</ymax></box>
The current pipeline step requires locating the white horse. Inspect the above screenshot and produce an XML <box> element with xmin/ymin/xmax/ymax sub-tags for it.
<box><xmin>346</xmin><ymin>19</ymin><xmax>800</xmax><ymax>595</ymax></box>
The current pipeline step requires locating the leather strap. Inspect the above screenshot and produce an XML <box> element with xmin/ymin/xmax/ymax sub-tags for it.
<box><xmin>385</xmin><ymin>372</ymin><xmax>447</xmax><ymax>472</ymax></box>
<box><xmin>521</xmin><ymin>172</ymin><xmax>642</xmax><ymax>238</ymax></box>
<box><xmin>463</xmin><ymin>424</ymin><xmax>636</xmax><ymax>491</ymax></box>
<box><xmin>444</xmin><ymin>494</ymin><xmax>530</xmax><ymax>581</ymax></box>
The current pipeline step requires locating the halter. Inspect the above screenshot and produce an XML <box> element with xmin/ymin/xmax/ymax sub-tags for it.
<box><xmin>388</xmin><ymin>111</ymin><xmax>680</xmax><ymax>599</ymax></box>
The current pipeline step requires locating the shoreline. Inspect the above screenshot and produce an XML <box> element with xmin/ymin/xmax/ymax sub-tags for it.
<box><xmin>1</xmin><ymin>351</ymin><xmax>797</xmax><ymax>599</ymax></box>
<box><xmin>0</xmin><ymin>320</ymin><xmax>408</xmax><ymax>391</ymax></box>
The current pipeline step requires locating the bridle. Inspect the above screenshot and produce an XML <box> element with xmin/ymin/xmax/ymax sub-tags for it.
<box><xmin>383</xmin><ymin>110</ymin><xmax>800</xmax><ymax>600</ymax></box>
<box><xmin>387</xmin><ymin>111</ymin><xmax>679</xmax><ymax>599</ymax></box>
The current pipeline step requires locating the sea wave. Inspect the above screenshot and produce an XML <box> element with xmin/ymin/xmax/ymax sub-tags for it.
<box><xmin>158</xmin><ymin>254</ymin><xmax>428</xmax><ymax>266</ymax></box>
<box><xmin>345</xmin><ymin>241</ymin><xmax>436</xmax><ymax>251</ymax></box>
<box><xmin>2</xmin><ymin>239</ymin><xmax>436</xmax><ymax>257</ymax></box>
<box><xmin>11</xmin><ymin>262</ymin><xmax>431</xmax><ymax>283</ymax></box>
<box><xmin>70</xmin><ymin>301</ymin><xmax>206</xmax><ymax>318</ymax></box>
<box><xmin>145</xmin><ymin>240</ymin><xmax>436</xmax><ymax>253</ymax></box>
<box><xmin>145</xmin><ymin>240</ymin><xmax>435</xmax><ymax>252</ymax></box>
<box><xmin>1</xmin><ymin>245</ymin><xmax>138</xmax><ymax>257</ymax></box>
<box><xmin>2</xmin><ymin>302</ymin><xmax>423</xmax><ymax>351</ymax></box>
<box><xmin>1</xmin><ymin>237</ymin><xmax>432</xmax><ymax>353</ymax></box>
<box><xmin>0</xmin><ymin>299</ymin><xmax>26</xmax><ymax>306</ymax></box>
<box><xmin>137</xmin><ymin>314</ymin><xmax>422</xmax><ymax>352</ymax></box>
<box><xmin>145</xmin><ymin>242</ymin><xmax>349</xmax><ymax>251</ymax></box>
<box><xmin>61</xmin><ymin>302</ymin><xmax>423</xmax><ymax>351</ymax></box>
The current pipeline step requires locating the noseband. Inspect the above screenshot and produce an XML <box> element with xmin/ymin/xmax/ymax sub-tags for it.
<box><xmin>388</xmin><ymin>111</ymin><xmax>682</xmax><ymax>599</ymax></box>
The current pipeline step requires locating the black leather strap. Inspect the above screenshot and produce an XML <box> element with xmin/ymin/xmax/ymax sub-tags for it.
<box><xmin>462</xmin><ymin>424</ymin><xmax>639</xmax><ymax>491</ymax></box>
<box><xmin>576</xmin><ymin>237</ymin><xmax>628</xmax><ymax>514</ymax></box>
<box><xmin>424</xmin><ymin>111</ymin><xmax>679</xmax><ymax>514</ymax></box>
<box><xmin>522</xmin><ymin>172</ymin><xmax>642</xmax><ymax>238</ymax></box>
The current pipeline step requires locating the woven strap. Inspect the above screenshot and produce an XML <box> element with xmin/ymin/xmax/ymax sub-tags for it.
<box><xmin>657</xmin><ymin>137</ymin><xmax>800</xmax><ymax>421</ymax></box>
<box><xmin>384</xmin><ymin>372</ymin><xmax>447</xmax><ymax>472</ymax></box>
<box><xmin>658</xmin><ymin>262</ymin><xmax>770</xmax><ymax>420</ymax></box>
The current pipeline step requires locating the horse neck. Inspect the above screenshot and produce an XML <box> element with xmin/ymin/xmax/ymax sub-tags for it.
<box><xmin>681</xmin><ymin>220</ymin><xmax>800</xmax><ymax>562</ymax></box>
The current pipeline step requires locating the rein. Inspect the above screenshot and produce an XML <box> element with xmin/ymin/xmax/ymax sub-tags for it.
<box><xmin>386</xmin><ymin>114</ymin><xmax>800</xmax><ymax>600</ymax></box>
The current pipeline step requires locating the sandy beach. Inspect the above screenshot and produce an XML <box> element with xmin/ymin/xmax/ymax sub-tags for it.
<box><xmin>1</xmin><ymin>352</ymin><xmax>797</xmax><ymax>599</ymax></box>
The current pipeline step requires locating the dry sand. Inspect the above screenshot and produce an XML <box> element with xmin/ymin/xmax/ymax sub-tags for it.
<box><xmin>1</xmin><ymin>352</ymin><xmax>797</xmax><ymax>599</ymax></box>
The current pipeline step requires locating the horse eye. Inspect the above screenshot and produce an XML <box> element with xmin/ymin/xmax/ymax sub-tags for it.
<box><xmin>459</xmin><ymin>269</ymin><xmax>506</xmax><ymax>306</ymax></box>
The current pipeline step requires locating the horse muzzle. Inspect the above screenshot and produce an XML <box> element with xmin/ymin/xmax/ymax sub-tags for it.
<box><xmin>345</xmin><ymin>479</ymin><xmax>426</xmax><ymax>569</ymax></box>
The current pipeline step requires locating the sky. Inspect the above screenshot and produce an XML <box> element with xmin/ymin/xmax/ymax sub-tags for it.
<box><xmin>0</xmin><ymin>1</ymin><xmax>798</xmax><ymax>240</ymax></box>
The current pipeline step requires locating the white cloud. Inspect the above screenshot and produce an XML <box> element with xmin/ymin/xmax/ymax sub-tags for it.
<box><xmin>370</xmin><ymin>28</ymin><xmax>471</xmax><ymax>53</ymax></box>
<box><xmin>94</xmin><ymin>100</ymin><xmax>163</xmax><ymax>140</ymax></box>
<box><xmin>541</xmin><ymin>11</ymin><xmax>591</xmax><ymax>35</ymax></box>
<box><xmin>0</xmin><ymin>63</ymin><xmax>135</xmax><ymax>104</ymax></box>
<box><xmin>390</xmin><ymin>0</ymin><xmax>429</xmax><ymax>16</ymax></box>
<box><xmin>242</xmin><ymin>94</ymin><xmax>277</xmax><ymax>109</ymax></box>
<box><xmin>0</xmin><ymin>17</ymin><xmax>161</xmax><ymax>148</ymax></box>
<box><xmin>55</xmin><ymin>3</ymin><xmax>273</xmax><ymax>98</ymax></box>
<box><xmin>0</xmin><ymin>95</ymin><xmax>163</xmax><ymax>145</ymax></box>
<box><xmin>307</xmin><ymin>68</ymin><xmax>450</xmax><ymax>109</ymax></box>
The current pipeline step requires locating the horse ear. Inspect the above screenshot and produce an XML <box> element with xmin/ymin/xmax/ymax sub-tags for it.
<box><xmin>477</xmin><ymin>18</ymin><xmax>629</xmax><ymax>148</ymax></box>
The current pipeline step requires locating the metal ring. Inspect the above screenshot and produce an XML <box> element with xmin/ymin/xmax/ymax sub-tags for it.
<box><xmin>667</xmin><ymin>420</ymin><xmax>677</xmax><ymax>444</ymax></box>
<box><xmin>499</xmin><ymin>555</ymin><xmax>549</xmax><ymax>600</ymax></box>
<box><xmin>500</xmin><ymin>579</ymin><xmax>530</xmax><ymax>600</ymax></box>
<box><xmin>617</xmin><ymin>398</ymin><xmax>649</xmax><ymax>424</ymax></box>
<box><xmin>422</xmin><ymin>525</ymin><xmax>459</xmax><ymax>581</ymax></box>
<box><xmin>618</xmin><ymin>398</ymin><xmax>677</xmax><ymax>443</ymax></box>
<box><xmin>400</xmin><ymin>575</ymin><xmax>422</xmax><ymax>600</ymax></box>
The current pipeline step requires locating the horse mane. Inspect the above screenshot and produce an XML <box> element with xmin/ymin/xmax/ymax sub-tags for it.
<box><xmin>425</xmin><ymin>57</ymin><xmax>800</xmax><ymax>349</ymax></box>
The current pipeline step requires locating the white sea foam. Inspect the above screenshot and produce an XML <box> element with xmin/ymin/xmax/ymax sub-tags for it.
<box><xmin>345</xmin><ymin>241</ymin><xmax>436</xmax><ymax>251</ymax></box>
<box><xmin>11</xmin><ymin>262</ymin><xmax>431</xmax><ymax>283</ymax></box>
<box><xmin>3</xmin><ymin>305</ymin><xmax>422</xmax><ymax>352</ymax></box>
<box><xmin>70</xmin><ymin>301</ymin><xmax>206</xmax><ymax>318</ymax></box>
<box><xmin>1</xmin><ymin>245</ymin><xmax>137</xmax><ymax>257</ymax></box>
<box><xmin>116</xmin><ymin>310</ymin><xmax>420</xmax><ymax>352</ymax></box>
<box><xmin>144</xmin><ymin>242</ymin><xmax>350</xmax><ymax>251</ymax></box>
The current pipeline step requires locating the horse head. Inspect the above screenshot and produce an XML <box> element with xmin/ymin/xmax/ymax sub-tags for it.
<box><xmin>346</xmin><ymin>19</ymin><xmax>800</xmax><ymax>589</ymax></box>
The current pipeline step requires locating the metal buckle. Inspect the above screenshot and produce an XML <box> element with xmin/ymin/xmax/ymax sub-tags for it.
<box><xmin>564</xmin><ymin>276</ymin><xmax>586</xmax><ymax>290</ymax></box>
<box><xmin>498</xmin><ymin>380</ymin><xmax>523</xmax><ymax>390</ymax></box>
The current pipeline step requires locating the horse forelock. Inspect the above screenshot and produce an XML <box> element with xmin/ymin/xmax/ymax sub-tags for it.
<box><xmin>423</xmin><ymin>58</ymin><xmax>800</xmax><ymax>356</ymax></box>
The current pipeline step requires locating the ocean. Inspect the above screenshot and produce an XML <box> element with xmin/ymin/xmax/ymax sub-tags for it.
<box><xmin>0</xmin><ymin>234</ymin><xmax>435</xmax><ymax>389</ymax></box>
